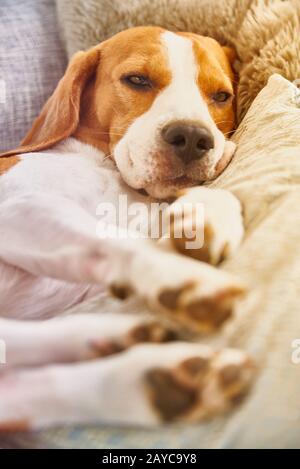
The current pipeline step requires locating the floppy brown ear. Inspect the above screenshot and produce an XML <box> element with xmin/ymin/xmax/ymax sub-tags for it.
<box><xmin>222</xmin><ymin>46</ymin><xmax>237</xmax><ymax>67</ymax></box>
<box><xmin>0</xmin><ymin>46</ymin><xmax>101</xmax><ymax>158</ymax></box>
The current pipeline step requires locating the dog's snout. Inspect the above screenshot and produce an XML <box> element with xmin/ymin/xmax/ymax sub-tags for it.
<box><xmin>162</xmin><ymin>123</ymin><xmax>214</xmax><ymax>164</ymax></box>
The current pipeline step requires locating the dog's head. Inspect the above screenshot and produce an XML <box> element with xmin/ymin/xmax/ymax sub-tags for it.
<box><xmin>2</xmin><ymin>27</ymin><xmax>237</xmax><ymax>198</ymax></box>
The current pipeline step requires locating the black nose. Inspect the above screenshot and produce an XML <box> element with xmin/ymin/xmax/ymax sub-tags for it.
<box><xmin>162</xmin><ymin>123</ymin><xmax>214</xmax><ymax>164</ymax></box>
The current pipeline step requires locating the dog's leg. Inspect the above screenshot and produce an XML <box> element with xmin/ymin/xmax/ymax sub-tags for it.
<box><xmin>0</xmin><ymin>312</ymin><xmax>178</xmax><ymax>369</ymax></box>
<box><xmin>113</xmin><ymin>247</ymin><xmax>246</xmax><ymax>333</ymax></box>
<box><xmin>0</xmin><ymin>342</ymin><xmax>254</xmax><ymax>430</ymax></box>
<box><xmin>161</xmin><ymin>187</ymin><xmax>244</xmax><ymax>265</ymax></box>
<box><xmin>0</xmin><ymin>193</ymin><xmax>120</xmax><ymax>284</ymax></box>
<box><xmin>0</xmin><ymin>193</ymin><xmax>244</xmax><ymax>333</ymax></box>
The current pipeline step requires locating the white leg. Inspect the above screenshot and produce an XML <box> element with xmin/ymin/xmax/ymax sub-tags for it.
<box><xmin>0</xmin><ymin>193</ymin><xmax>138</xmax><ymax>284</ymax></box>
<box><xmin>0</xmin><ymin>312</ymin><xmax>178</xmax><ymax>369</ymax></box>
<box><xmin>0</xmin><ymin>342</ymin><xmax>254</xmax><ymax>430</ymax></box>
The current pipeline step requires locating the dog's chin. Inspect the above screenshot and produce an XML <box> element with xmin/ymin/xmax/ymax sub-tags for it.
<box><xmin>145</xmin><ymin>141</ymin><xmax>237</xmax><ymax>198</ymax></box>
<box><xmin>144</xmin><ymin>177</ymin><xmax>196</xmax><ymax>199</ymax></box>
<box><xmin>115</xmin><ymin>140</ymin><xmax>236</xmax><ymax>199</ymax></box>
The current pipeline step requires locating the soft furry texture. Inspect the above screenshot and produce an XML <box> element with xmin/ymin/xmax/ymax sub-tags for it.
<box><xmin>56</xmin><ymin>0</ymin><xmax>300</xmax><ymax>121</ymax></box>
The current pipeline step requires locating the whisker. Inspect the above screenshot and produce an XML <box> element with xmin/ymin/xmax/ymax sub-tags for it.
<box><xmin>103</xmin><ymin>153</ymin><xmax>115</xmax><ymax>161</ymax></box>
<box><xmin>214</xmin><ymin>120</ymin><xmax>234</xmax><ymax>126</ymax></box>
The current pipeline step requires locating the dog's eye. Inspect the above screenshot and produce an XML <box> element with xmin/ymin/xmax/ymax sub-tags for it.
<box><xmin>122</xmin><ymin>75</ymin><xmax>152</xmax><ymax>89</ymax></box>
<box><xmin>212</xmin><ymin>91</ymin><xmax>232</xmax><ymax>103</ymax></box>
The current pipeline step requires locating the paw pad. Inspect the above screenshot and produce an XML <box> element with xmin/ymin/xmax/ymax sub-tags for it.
<box><xmin>145</xmin><ymin>368</ymin><xmax>197</xmax><ymax>421</ymax></box>
<box><xmin>145</xmin><ymin>351</ymin><xmax>255</xmax><ymax>423</ymax></box>
<box><xmin>158</xmin><ymin>284</ymin><xmax>193</xmax><ymax>311</ymax></box>
<box><xmin>110</xmin><ymin>283</ymin><xmax>134</xmax><ymax>300</ymax></box>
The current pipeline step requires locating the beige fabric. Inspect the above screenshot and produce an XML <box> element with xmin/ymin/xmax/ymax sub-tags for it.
<box><xmin>56</xmin><ymin>0</ymin><xmax>300</xmax><ymax>121</ymax></box>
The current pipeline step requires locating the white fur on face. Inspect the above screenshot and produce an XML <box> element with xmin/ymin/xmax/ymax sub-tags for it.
<box><xmin>114</xmin><ymin>31</ymin><xmax>228</xmax><ymax>198</ymax></box>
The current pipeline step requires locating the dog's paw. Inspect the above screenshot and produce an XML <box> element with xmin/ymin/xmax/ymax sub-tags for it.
<box><xmin>0</xmin><ymin>343</ymin><xmax>255</xmax><ymax>430</ymax></box>
<box><xmin>160</xmin><ymin>187</ymin><xmax>244</xmax><ymax>265</ymax></box>
<box><xmin>4</xmin><ymin>313</ymin><xmax>179</xmax><ymax>369</ymax></box>
<box><xmin>87</xmin><ymin>316</ymin><xmax>178</xmax><ymax>358</ymax></box>
<box><xmin>57</xmin><ymin>313</ymin><xmax>180</xmax><ymax>361</ymax></box>
<box><xmin>119</xmin><ymin>248</ymin><xmax>246</xmax><ymax>333</ymax></box>
<box><xmin>145</xmin><ymin>346</ymin><xmax>255</xmax><ymax>422</ymax></box>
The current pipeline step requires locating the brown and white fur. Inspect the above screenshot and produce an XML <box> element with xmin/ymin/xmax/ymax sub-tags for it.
<box><xmin>0</xmin><ymin>27</ymin><xmax>254</xmax><ymax>431</ymax></box>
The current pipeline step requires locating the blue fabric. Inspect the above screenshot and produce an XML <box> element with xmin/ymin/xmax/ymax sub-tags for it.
<box><xmin>0</xmin><ymin>0</ymin><xmax>67</xmax><ymax>152</ymax></box>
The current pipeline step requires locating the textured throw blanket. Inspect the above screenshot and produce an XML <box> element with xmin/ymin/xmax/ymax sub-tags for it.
<box><xmin>4</xmin><ymin>0</ymin><xmax>300</xmax><ymax>448</ymax></box>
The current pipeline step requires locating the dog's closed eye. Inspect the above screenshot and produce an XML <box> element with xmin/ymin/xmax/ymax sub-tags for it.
<box><xmin>211</xmin><ymin>91</ymin><xmax>233</xmax><ymax>104</ymax></box>
<box><xmin>121</xmin><ymin>74</ymin><xmax>153</xmax><ymax>90</ymax></box>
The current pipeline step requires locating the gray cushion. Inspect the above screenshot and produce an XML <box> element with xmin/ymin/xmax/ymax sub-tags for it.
<box><xmin>0</xmin><ymin>0</ymin><xmax>67</xmax><ymax>152</ymax></box>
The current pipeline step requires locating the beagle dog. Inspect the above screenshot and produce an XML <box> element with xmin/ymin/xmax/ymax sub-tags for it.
<box><xmin>0</xmin><ymin>27</ymin><xmax>254</xmax><ymax>431</ymax></box>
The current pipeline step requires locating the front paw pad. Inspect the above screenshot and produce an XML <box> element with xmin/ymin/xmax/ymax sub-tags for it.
<box><xmin>145</xmin><ymin>349</ymin><xmax>255</xmax><ymax>422</ymax></box>
<box><xmin>157</xmin><ymin>281</ymin><xmax>244</xmax><ymax>333</ymax></box>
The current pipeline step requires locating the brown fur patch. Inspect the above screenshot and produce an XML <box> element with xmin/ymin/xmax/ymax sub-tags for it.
<box><xmin>177</xmin><ymin>33</ymin><xmax>235</xmax><ymax>135</ymax></box>
<box><xmin>0</xmin><ymin>419</ymin><xmax>30</xmax><ymax>432</ymax></box>
<box><xmin>0</xmin><ymin>156</ymin><xmax>19</xmax><ymax>175</ymax></box>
